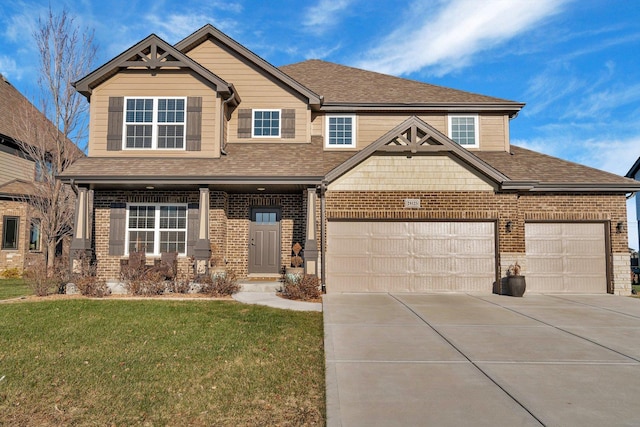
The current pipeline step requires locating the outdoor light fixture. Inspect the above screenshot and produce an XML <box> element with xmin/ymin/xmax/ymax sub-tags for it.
<box><xmin>506</xmin><ymin>220</ymin><xmax>513</xmax><ymax>233</ymax></box>
<box><xmin>616</xmin><ymin>222</ymin><xmax>624</xmax><ymax>233</ymax></box>
<box><xmin>257</xmin><ymin>187</ymin><xmax>266</xmax><ymax>191</ymax></box>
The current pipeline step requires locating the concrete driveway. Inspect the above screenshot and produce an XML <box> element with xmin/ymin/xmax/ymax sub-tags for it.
<box><xmin>323</xmin><ymin>293</ymin><xmax>640</xmax><ymax>426</ymax></box>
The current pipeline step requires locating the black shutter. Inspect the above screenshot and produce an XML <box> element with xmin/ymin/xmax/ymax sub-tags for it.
<box><xmin>282</xmin><ymin>109</ymin><xmax>295</xmax><ymax>139</ymax></box>
<box><xmin>186</xmin><ymin>203</ymin><xmax>199</xmax><ymax>256</ymax></box>
<box><xmin>237</xmin><ymin>109</ymin><xmax>252</xmax><ymax>138</ymax></box>
<box><xmin>186</xmin><ymin>97</ymin><xmax>202</xmax><ymax>151</ymax></box>
<box><xmin>107</xmin><ymin>97</ymin><xmax>124</xmax><ymax>151</ymax></box>
<box><xmin>108</xmin><ymin>202</ymin><xmax>126</xmax><ymax>255</ymax></box>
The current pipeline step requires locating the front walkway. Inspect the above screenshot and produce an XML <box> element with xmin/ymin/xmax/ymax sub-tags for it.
<box><xmin>232</xmin><ymin>291</ymin><xmax>322</xmax><ymax>312</ymax></box>
<box><xmin>323</xmin><ymin>293</ymin><xmax>640</xmax><ymax>426</ymax></box>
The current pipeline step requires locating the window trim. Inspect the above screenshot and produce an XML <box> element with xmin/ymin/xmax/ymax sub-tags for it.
<box><xmin>122</xmin><ymin>97</ymin><xmax>187</xmax><ymax>150</ymax></box>
<box><xmin>2</xmin><ymin>216</ymin><xmax>19</xmax><ymax>250</ymax></box>
<box><xmin>29</xmin><ymin>219</ymin><xmax>41</xmax><ymax>252</ymax></box>
<box><xmin>448</xmin><ymin>114</ymin><xmax>479</xmax><ymax>148</ymax></box>
<box><xmin>325</xmin><ymin>115</ymin><xmax>356</xmax><ymax>148</ymax></box>
<box><xmin>125</xmin><ymin>203</ymin><xmax>188</xmax><ymax>256</ymax></box>
<box><xmin>252</xmin><ymin>109</ymin><xmax>281</xmax><ymax>138</ymax></box>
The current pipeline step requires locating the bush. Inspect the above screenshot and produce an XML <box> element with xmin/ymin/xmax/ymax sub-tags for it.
<box><xmin>22</xmin><ymin>261</ymin><xmax>60</xmax><ymax>296</ymax></box>
<box><xmin>281</xmin><ymin>274</ymin><xmax>321</xmax><ymax>301</ymax></box>
<box><xmin>0</xmin><ymin>267</ymin><xmax>22</xmax><ymax>279</ymax></box>
<box><xmin>74</xmin><ymin>275</ymin><xmax>110</xmax><ymax>297</ymax></box>
<box><xmin>126</xmin><ymin>271</ymin><xmax>166</xmax><ymax>296</ymax></box>
<box><xmin>200</xmin><ymin>270</ymin><xmax>240</xmax><ymax>297</ymax></box>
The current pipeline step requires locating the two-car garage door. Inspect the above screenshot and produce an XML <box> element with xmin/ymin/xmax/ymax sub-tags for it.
<box><xmin>326</xmin><ymin>221</ymin><xmax>496</xmax><ymax>293</ymax></box>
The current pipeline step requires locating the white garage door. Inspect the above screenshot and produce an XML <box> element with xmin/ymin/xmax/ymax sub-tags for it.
<box><xmin>525</xmin><ymin>223</ymin><xmax>607</xmax><ymax>293</ymax></box>
<box><xmin>326</xmin><ymin>221</ymin><xmax>496</xmax><ymax>293</ymax></box>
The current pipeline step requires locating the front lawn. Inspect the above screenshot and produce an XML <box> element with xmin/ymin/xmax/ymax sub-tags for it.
<box><xmin>0</xmin><ymin>278</ymin><xmax>31</xmax><ymax>300</ymax></box>
<box><xmin>0</xmin><ymin>299</ymin><xmax>325</xmax><ymax>426</ymax></box>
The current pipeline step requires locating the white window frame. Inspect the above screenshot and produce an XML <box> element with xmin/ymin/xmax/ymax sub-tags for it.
<box><xmin>448</xmin><ymin>114</ymin><xmax>479</xmax><ymax>148</ymax></box>
<box><xmin>325</xmin><ymin>115</ymin><xmax>356</xmax><ymax>148</ymax></box>
<box><xmin>125</xmin><ymin>203</ymin><xmax>188</xmax><ymax>256</ymax></box>
<box><xmin>252</xmin><ymin>109</ymin><xmax>281</xmax><ymax>138</ymax></box>
<box><xmin>123</xmin><ymin>97</ymin><xmax>187</xmax><ymax>150</ymax></box>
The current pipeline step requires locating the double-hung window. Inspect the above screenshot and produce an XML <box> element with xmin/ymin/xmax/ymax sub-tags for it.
<box><xmin>126</xmin><ymin>204</ymin><xmax>187</xmax><ymax>255</ymax></box>
<box><xmin>448</xmin><ymin>114</ymin><xmax>479</xmax><ymax>147</ymax></box>
<box><xmin>124</xmin><ymin>97</ymin><xmax>186</xmax><ymax>149</ymax></box>
<box><xmin>2</xmin><ymin>216</ymin><xmax>19</xmax><ymax>250</ymax></box>
<box><xmin>326</xmin><ymin>115</ymin><xmax>356</xmax><ymax>148</ymax></box>
<box><xmin>253</xmin><ymin>109</ymin><xmax>280</xmax><ymax>137</ymax></box>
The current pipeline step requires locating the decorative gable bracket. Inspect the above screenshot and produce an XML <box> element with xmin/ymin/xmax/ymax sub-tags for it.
<box><xmin>120</xmin><ymin>41</ymin><xmax>188</xmax><ymax>70</ymax></box>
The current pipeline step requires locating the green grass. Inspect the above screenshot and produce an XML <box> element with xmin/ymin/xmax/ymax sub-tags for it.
<box><xmin>0</xmin><ymin>299</ymin><xmax>325</xmax><ymax>426</ymax></box>
<box><xmin>0</xmin><ymin>278</ymin><xmax>31</xmax><ymax>300</ymax></box>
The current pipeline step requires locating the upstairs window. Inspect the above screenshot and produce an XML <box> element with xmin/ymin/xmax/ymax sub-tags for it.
<box><xmin>124</xmin><ymin>97</ymin><xmax>186</xmax><ymax>149</ymax></box>
<box><xmin>326</xmin><ymin>115</ymin><xmax>356</xmax><ymax>148</ymax></box>
<box><xmin>2</xmin><ymin>216</ymin><xmax>19</xmax><ymax>250</ymax></box>
<box><xmin>448</xmin><ymin>115</ymin><xmax>479</xmax><ymax>147</ymax></box>
<box><xmin>253</xmin><ymin>110</ymin><xmax>280</xmax><ymax>137</ymax></box>
<box><xmin>126</xmin><ymin>204</ymin><xmax>187</xmax><ymax>255</ymax></box>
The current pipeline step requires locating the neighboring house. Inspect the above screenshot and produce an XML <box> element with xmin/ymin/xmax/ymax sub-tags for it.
<box><xmin>626</xmin><ymin>157</ymin><xmax>640</xmax><ymax>253</ymax></box>
<box><xmin>59</xmin><ymin>24</ymin><xmax>640</xmax><ymax>294</ymax></box>
<box><xmin>0</xmin><ymin>75</ymin><xmax>54</xmax><ymax>272</ymax></box>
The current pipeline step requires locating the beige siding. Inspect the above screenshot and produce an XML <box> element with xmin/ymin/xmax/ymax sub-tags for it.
<box><xmin>89</xmin><ymin>70</ymin><xmax>220</xmax><ymax>158</ymax></box>
<box><xmin>188</xmin><ymin>39</ymin><xmax>309</xmax><ymax>143</ymax></box>
<box><xmin>0</xmin><ymin>151</ymin><xmax>34</xmax><ymax>185</ymax></box>
<box><xmin>329</xmin><ymin>155</ymin><xmax>495</xmax><ymax>191</ymax></box>
<box><xmin>479</xmin><ymin>114</ymin><xmax>509</xmax><ymax>151</ymax></box>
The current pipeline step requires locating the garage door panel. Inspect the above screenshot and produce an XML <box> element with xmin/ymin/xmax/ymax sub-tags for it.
<box><xmin>327</xmin><ymin>221</ymin><xmax>496</xmax><ymax>293</ymax></box>
<box><xmin>525</xmin><ymin>223</ymin><xmax>606</xmax><ymax>293</ymax></box>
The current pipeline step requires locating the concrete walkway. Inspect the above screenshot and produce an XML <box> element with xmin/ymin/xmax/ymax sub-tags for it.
<box><xmin>323</xmin><ymin>293</ymin><xmax>640</xmax><ymax>426</ymax></box>
<box><xmin>232</xmin><ymin>291</ymin><xmax>322</xmax><ymax>312</ymax></box>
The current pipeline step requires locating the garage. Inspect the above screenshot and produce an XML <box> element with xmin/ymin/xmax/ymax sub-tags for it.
<box><xmin>326</xmin><ymin>221</ymin><xmax>496</xmax><ymax>293</ymax></box>
<box><xmin>525</xmin><ymin>222</ymin><xmax>608</xmax><ymax>293</ymax></box>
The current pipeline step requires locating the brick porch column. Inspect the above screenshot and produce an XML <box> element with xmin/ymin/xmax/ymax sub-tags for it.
<box><xmin>304</xmin><ymin>187</ymin><xmax>319</xmax><ymax>276</ymax></box>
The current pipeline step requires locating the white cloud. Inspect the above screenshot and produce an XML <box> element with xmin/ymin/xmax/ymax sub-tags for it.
<box><xmin>0</xmin><ymin>56</ymin><xmax>21</xmax><ymax>81</ymax></box>
<box><xmin>303</xmin><ymin>0</ymin><xmax>355</xmax><ymax>34</ymax></box>
<box><xmin>145</xmin><ymin>13</ymin><xmax>238</xmax><ymax>43</ymax></box>
<box><xmin>566</xmin><ymin>83</ymin><xmax>640</xmax><ymax>120</ymax></box>
<box><xmin>304</xmin><ymin>43</ymin><xmax>342</xmax><ymax>60</ymax></box>
<box><xmin>356</xmin><ymin>0</ymin><xmax>567</xmax><ymax>76</ymax></box>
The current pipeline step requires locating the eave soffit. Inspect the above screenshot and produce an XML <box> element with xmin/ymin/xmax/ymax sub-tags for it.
<box><xmin>73</xmin><ymin>34</ymin><xmax>231</xmax><ymax>98</ymax></box>
<box><xmin>324</xmin><ymin>115</ymin><xmax>510</xmax><ymax>185</ymax></box>
<box><xmin>174</xmin><ymin>24</ymin><xmax>322</xmax><ymax>107</ymax></box>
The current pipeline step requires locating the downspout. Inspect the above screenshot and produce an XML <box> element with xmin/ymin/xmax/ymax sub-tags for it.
<box><xmin>220</xmin><ymin>87</ymin><xmax>237</xmax><ymax>155</ymax></box>
<box><xmin>319</xmin><ymin>181</ymin><xmax>327</xmax><ymax>293</ymax></box>
<box><xmin>69</xmin><ymin>178</ymin><xmax>79</xmax><ymax>195</ymax></box>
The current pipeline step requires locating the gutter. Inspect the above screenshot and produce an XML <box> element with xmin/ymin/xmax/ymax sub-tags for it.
<box><xmin>220</xmin><ymin>85</ymin><xmax>238</xmax><ymax>155</ymax></box>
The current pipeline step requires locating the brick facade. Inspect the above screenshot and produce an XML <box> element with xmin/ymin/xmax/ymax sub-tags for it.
<box><xmin>0</xmin><ymin>200</ymin><xmax>45</xmax><ymax>273</ymax></box>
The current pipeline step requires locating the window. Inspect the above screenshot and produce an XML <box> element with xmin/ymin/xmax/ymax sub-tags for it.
<box><xmin>29</xmin><ymin>219</ymin><xmax>41</xmax><ymax>251</ymax></box>
<box><xmin>2</xmin><ymin>216</ymin><xmax>19</xmax><ymax>250</ymax></box>
<box><xmin>448</xmin><ymin>115</ymin><xmax>479</xmax><ymax>147</ymax></box>
<box><xmin>35</xmin><ymin>160</ymin><xmax>53</xmax><ymax>182</ymax></box>
<box><xmin>126</xmin><ymin>204</ymin><xmax>187</xmax><ymax>255</ymax></box>
<box><xmin>253</xmin><ymin>110</ymin><xmax>280</xmax><ymax>137</ymax></box>
<box><xmin>326</xmin><ymin>115</ymin><xmax>356</xmax><ymax>147</ymax></box>
<box><xmin>124</xmin><ymin>97</ymin><xmax>186</xmax><ymax>149</ymax></box>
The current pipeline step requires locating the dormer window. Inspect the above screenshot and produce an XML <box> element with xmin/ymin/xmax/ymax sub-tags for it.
<box><xmin>448</xmin><ymin>114</ymin><xmax>479</xmax><ymax>147</ymax></box>
<box><xmin>124</xmin><ymin>97</ymin><xmax>186</xmax><ymax>149</ymax></box>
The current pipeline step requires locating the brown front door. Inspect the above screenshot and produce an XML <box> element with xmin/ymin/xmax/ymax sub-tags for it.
<box><xmin>249</xmin><ymin>208</ymin><xmax>281</xmax><ymax>274</ymax></box>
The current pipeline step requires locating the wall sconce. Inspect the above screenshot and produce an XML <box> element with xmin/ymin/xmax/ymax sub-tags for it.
<box><xmin>506</xmin><ymin>221</ymin><xmax>513</xmax><ymax>233</ymax></box>
<box><xmin>616</xmin><ymin>222</ymin><xmax>624</xmax><ymax>233</ymax></box>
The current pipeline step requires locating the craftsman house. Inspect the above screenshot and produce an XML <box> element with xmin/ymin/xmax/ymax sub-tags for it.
<box><xmin>60</xmin><ymin>24</ymin><xmax>640</xmax><ymax>294</ymax></box>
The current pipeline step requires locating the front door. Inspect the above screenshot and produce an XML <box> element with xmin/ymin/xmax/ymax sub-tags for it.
<box><xmin>249</xmin><ymin>208</ymin><xmax>281</xmax><ymax>274</ymax></box>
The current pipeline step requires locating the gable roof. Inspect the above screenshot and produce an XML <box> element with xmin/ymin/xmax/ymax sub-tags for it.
<box><xmin>626</xmin><ymin>157</ymin><xmax>640</xmax><ymax>179</ymax></box>
<box><xmin>280</xmin><ymin>60</ymin><xmax>524</xmax><ymax>114</ymax></box>
<box><xmin>74</xmin><ymin>34</ymin><xmax>232</xmax><ymax>98</ymax></box>
<box><xmin>175</xmin><ymin>24</ymin><xmax>322</xmax><ymax>107</ymax></box>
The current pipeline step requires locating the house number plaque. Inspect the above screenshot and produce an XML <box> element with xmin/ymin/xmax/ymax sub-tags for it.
<box><xmin>404</xmin><ymin>198</ymin><xmax>421</xmax><ymax>208</ymax></box>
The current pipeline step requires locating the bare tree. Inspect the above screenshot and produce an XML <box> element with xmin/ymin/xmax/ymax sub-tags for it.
<box><xmin>13</xmin><ymin>8</ymin><xmax>96</xmax><ymax>273</ymax></box>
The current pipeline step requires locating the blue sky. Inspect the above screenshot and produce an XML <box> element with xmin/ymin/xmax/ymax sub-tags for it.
<box><xmin>1</xmin><ymin>0</ymin><xmax>640</xmax><ymax>248</ymax></box>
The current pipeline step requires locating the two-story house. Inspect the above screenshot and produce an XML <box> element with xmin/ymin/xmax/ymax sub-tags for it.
<box><xmin>60</xmin><ymin>24</ymin><xmax>640</xmax><ymax>294</ymax></box>
<box><xmin>0</xmin><ymin>75</ymin><xmax>75</xmax><ymax>273</ymax></box>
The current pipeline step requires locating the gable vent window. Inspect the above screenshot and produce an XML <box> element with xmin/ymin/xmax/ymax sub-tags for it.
<box><xmin>326</xmin><ymin>115</ymin><xmax>356</xmax><ymax>148</ymax></box>
<box><xmin>253</xmin><ymin>109</ymin><xmax>280</xmax><ymax>137</ymax></box>
<box><xmin>124</xmin><ymin>97</ymin><xmax>185</xmax><ymax>149</ymax></box>
<box><xmin>448</xmin><ymin>114</ymin><xmax>479</xmax><ymax>147</ymax></box>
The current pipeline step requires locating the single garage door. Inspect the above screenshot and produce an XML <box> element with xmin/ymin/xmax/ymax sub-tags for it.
<box><xmin>525</xmin><ymin>222</ymin><xmax>607</xmax><ymax>293</ymax></box>
<box><xmin>326</xmin><ymin>221</ymin><xmax>496</xmax><ymax>293</ymax></box>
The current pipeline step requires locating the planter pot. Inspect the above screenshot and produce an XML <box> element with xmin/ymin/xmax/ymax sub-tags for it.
<box><xmin>507</xmin><ymin>276</ymin><xmax>526</xmax><ymax>297</ymax></box>
<box><xmin>285</xmin><ymin>267</ymin><xmax>304</xmax><ymax>276</ymax></box>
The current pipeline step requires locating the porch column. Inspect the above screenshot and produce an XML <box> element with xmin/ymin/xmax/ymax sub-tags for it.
<box><xmin>70</xmin><ymin>186</ymin><xmax>92</xmax><ymax>273</ymax></box>
<box><xmin>194</xmin><ymin>187</ymin><xmax>211</xmax><ymax>273</ymax></box>
<box><xmin>304</xmin><ymin>187</ymin><xmax>319</xmax><ymax>276</ymax></box>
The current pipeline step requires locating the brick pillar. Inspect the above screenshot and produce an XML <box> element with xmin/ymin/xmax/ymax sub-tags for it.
<box><xmin>304</xmin><ymin>187</ymin><xmax>319</xmax><ymax>276</ymax></box>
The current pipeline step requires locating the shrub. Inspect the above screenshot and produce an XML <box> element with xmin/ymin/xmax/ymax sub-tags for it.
<box><xmin>200</xmin><ymin>270</ymin><xmax>240</xmax><ymax>297</ymax></box>
<box><xmin>74</xmin><ymin>275</ymin><xmax>110</xmax><ymax>297</ymax></box>
<box><xmin>126</xmin><ymin>271</ymin><xmax>166</xmax><ymax>296</ymax></box>
<box><xmin>0</xmin><ymin>267</ymin><xmax>22</xmax><ymax>279</ymax></box>
<box><xmin>22</xmin><ymin>260</ymin><xmax>59</xmax><ymax>297</ymax></box>
<box><xmin>281</xmin><ymin>274</ymin><xmax>321</xmax><ymax>301</ymax></box>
